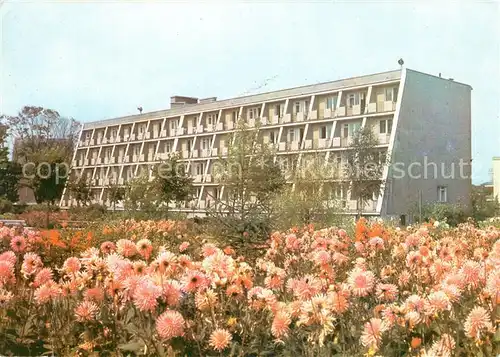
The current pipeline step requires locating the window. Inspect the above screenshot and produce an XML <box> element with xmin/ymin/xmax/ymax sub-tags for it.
<box><xmin>133</xmin><ymin>146</ymin><xmax>140</xmax><ymax>155</ymax></box>
<box><xmin>248</xmin><ymin>108</ymin><xmax>259</xmax><ymax>120</ymax></box>
<box><xmin>202</xmin><ymin>138</ymin><xmax>210</xmax><ymax>150</ymax></box>
<box><xmin>165</xmin><ymin>142</ymin><xmax>172</xmax><ymax>153</ymax></box>
<box><xmin>111</xmin><ymin>129</ymin><xmax>117</xmax><ymax>138</ymax></box>
<box><xmin>438</xmin><ymin>186</ymin><xmax>447</xmax><ymax>202</ymax></box>
<box><xmin>299</xmin><ymin>128</ymin><xmax>304</xmax><ymax>142</ymax></box>
<box><xmin>326</xmin><ymin>96</ymin><xmax>338</xmax><ymax>110</ymax></box>
<box><xmin>232</xmin><ymin>111</ymin><xmax>238</xmax><ymax>123</ymax></box>
<box><xmin>294</xmin><ymin>102</ymin><xmax>301</xmax><ymax>114</ymax></box>
<box><xmin>207</xmin><ymin>114</ymin><xmax>215</xmax><ymax>125</ymax></box>
<box><xmin>379</xmin><ymin>119</ymin><xmax>393</xmax><ymax>134</ymax></box>
<box><xmin>269</xmin><ymin>131</ymin><xmax>276</xmax><ymax>144</ymax></box>
<box><xmin>196</xmin><ymin>163</ymin><xmax>204</xmax><ymax>176</ymax></box>
<box><xmin>276</xmin><ymin>104</ymin><xmax>284</xmax><ymax>117</ymax></box>
<box><xmin>320</xmin><ymin>126</ymin><xmax>327</xmax><ymax>139</ymax></box>
<box><xmin>343</xmin><ymin>122</ymin><xmax>361</xmax><ymax>137</ymax></box>
<box><xmin>85</xmin><ymin>132</ymin><xmax>91</xmax><ymax>140</ymax></box>
<box><xmin>187</xmin><ymin>139</ymin><xmax>193</xmax><ymax>151</ymax></box>
<box><xmin>348</xmin><ymin>94</ymin><xmax>356</xmax><ymax>108</ymax></box>
<box><xmin>170</xmin><ymin>120</ymin><xmax>178</xmax><ymax>131</ymax></box>
<box><xmin>288</xmin><ymin>129</ymin><xmax>296</xmax><ymax>142</ymax></box>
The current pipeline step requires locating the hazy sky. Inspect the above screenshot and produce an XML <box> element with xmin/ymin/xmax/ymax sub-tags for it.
<box><xmin>1</xmin><ymin>1</ymin><xmax>499</xmax><ymax>183</ymax></box>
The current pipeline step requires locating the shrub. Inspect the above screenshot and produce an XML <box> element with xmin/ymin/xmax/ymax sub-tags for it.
<box><xmin>0</xmin><ymin>198</ymin><xmax>13</xmax><ymax>214</ymax></box>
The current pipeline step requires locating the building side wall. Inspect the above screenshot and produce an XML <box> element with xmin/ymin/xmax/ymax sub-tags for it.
<box><xmin>384</xmin><ymin>69</ymin><xmax>472</xmax><ymax>217</ymax></box>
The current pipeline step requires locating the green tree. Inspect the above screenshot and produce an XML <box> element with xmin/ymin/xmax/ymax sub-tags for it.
<box><xmin>67</xmin><ymin>176</ymin><xmax>93</xmax><ymax>207</ymax></box>
<box><xmin>107</xmin><ymin>183</ymin><xmax>126</xmax><ymax>212</ymax></box>
<box><xmin>124</xmin><ymin>171</ymin><xmax>159</xmax><ymax>214</ymax></box>
<box><xmin>0</xmin><ymin>124</ymin><xmax>21</xmax><ymax>203</ymax></box>
<box><xmin>152</xmin><ymin>154</ymin><xmax>194</xmax><ymax>215</ymax></box>
<box><xmin>344</xmin><ymin>126</ymin><xmax>388</xmax><ymax>218</ymax></box>
<box><xmin>471</xmin><ymin>184</ymin><xmax>500</xmax><ymax>222</ymax></box>
<box><xmin>210</xmin><ymin>120</ymin><xmax>286</xmax><ymax>239</ymax></box>
<box><xmin>1</xmin><ymin>106</ymin><xmax>80</xmax><ymax>206</ymax></box>
<box><xmin>274</xmin><ymin>153</ymin><xmax>345</xmax><ymax>229</ymax></box>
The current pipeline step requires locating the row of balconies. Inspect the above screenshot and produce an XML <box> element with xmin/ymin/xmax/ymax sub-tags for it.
<box><xmin>78</xmin><ymin>102</ymin><xmax>398</xmax><ymax>147</ymax></box>
<box><xmin>73</xmin><ymin>133</ymin><xmax>391</xmax><ymax>167</ymax></box>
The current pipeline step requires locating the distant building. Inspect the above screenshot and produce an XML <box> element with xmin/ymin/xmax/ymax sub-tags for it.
<box><xmin>493</xmin><ymin>157</ymin><xmax>500</xmax><ymax>201</ymax></box>
<box><xmin>61</xmin><ymin>68</ymin><xmax>472</xmax><ymax>220</ymax></box>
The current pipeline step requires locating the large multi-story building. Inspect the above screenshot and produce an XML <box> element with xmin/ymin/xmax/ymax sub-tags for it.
<box><xmin>60</xmin><ymin>68</ymin><xmax>472</xmax><ymax>220</ymax></box>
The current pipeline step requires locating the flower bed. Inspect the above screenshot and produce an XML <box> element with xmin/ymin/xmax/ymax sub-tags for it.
<box><xmin>0</xmin><ymin>219</ymin><xmax>499</xmax><ymax>356</ymax></box>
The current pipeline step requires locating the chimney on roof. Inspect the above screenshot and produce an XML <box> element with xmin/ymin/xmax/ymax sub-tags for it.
<box><xmin>170</xmin><ymin>96</ymin><xmax>199</xmax><ymax>108</ymax></box>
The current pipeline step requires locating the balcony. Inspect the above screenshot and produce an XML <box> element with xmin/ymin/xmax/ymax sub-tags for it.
<box><xmin>296</xmin><ymin>112</ymin><xmax>306</xmax><ymax>122</ymax></box>
<box><xmin>153</xmin><ymin>131</ymin><xmax>159</xmax><ymax>139</ymax></box>
<box><xmin>278</xmin><ymin>142</ymin><xmax>286</xmax><ymax>151</ymax></box>
<box><xmin>289</xmin><ymin>141</ymin><xmax>300</xmax><ymax>151</ymax></box>
<box><xmin>221</xmin><ymin>147</ymin><xmax>228</xmax><ymax>156</ymax></box>
<box><xmin>331</xmin><ymin>137</ymin><xmax>341</xmax><ymax>148</ymax></box>
<box><xmin>324</xmin><ymin>108</ymin><xmax>333</xmax><ymax>119</ymax></box>
<box><xmin>212</xmin><ymin>147</ymin><xmax>218</xmax><ymax>156</ymax></box>
<box><xmin>367</xmin><ymin>103</ymin><xmax>377</xmax><ymax>113</ymax></box>
<box><xmin>309</xmin><ymin>110</ymin><xmax>318</xmax><ymax>120</ymax></box>
<box><xmin>161</xmin><ymin>130</ymin><xmax>167</xmax><ymax>137</ymax></box>
<box><xmin>205</xmin><ymin>174</ymin><xmax>212</xmax><ymax>183</ymax></box>
<box><xmin>130</xmin><ymin>133</ymin><xmax>136</xmax><ymax>141</ymax></box>
<box><xmin>271</xmin><ymin>115</ymin><xmax>280</xmax><ymax>125</ymax></box>
<box><xmin>304</xmin><ymin>139</ymin><xmax>312</xmax><ymax>149</ymax></box>
<box><xmin>248</xmin><ymin>118</ymin><xmax>255</xmax><ymax>127</ymax></box>
<box><xmin>191</xmin><ymin>149</ymin><xmax>199</xmax><ymax>158</ymax></box>
<box><xmin>226</xmin><ymin>122</ymin><xmax>234</xmax><ymax>130</ymax></box>
<box><xmin>196</xmin><ymin>125</ymin><xmax>204</xmax><ymax>133</ymax></box>
<box><xmin>176</xmin><ymin>128</ymin><xmax>185</xmax><ymax>136</ymax></box>
<box><xmin>201</xmin><ymin>149</ymin><xmax>210</xmax><ymax>158</ymax></box>
<box><xmin>137</xmin><ymin>133</ymin><xmax>144</xmax><ymax>140</ymax></box>
<box><xmin>336</xmin><ymin>107</ymin><xmax>346</xmax><ymax>117</ymax></box>
<box><xmin>198</xmin><ymin>200</ymin><xmax>206</xmax><ymax>209</ymax></box>
<box><xmin>182</xmin><ymin>151</ymin><xmax>189</xmax><ymax>159</ymax></box>
<box><xmin>193</xmin><ymin>175</ymin><xmax>203</xmax><ymax>183</ymax></box>
<box><xmin>352</xmin><ymin>105</ymin><xmax>362</xmax><ymax>116</ymax></box>
<box><xmin>102</xmin><ymin>137</ymin><xmax>108</xmax><ymax>144</ymax></box>
<box><xmin>341</xmin><ymin>137</ymin><xmax>353</xmax><ymax>147</ymax></box>
<box><xmin>317</xmin><ymin>138</ymin><xmax>329</xmax><ymax>149</ymax></box>
<box><xmin>145</xmin><ymin>132</ymin><xmax>151</xmax><ymax>139</ymax></box>
<box><xmin>283</xmin><ymin>114</ymin><xmax>291</xmax><ymax>123</ymax></box>
<box><xmin>378</xmin><ymin>134</ymin><xmax>391</xmax><ymax>145</ymax></box>
<box><xmin>188</xmin><ymin>126</ymin><xmax>195</xmax><ymax>135</ymax></box>
<box><xmin>384</xmin><ymin>101</ymin><xmax>396</xmax><ymax>112</ymax></box>
<box><xmin>205</xmin><ymin>124</ymin><xmax>213</xmax><ymax>132</ymax></box>
<box><xmin>216</xmin><ymin>122</ymin><xmax>224</xmax><ymax>131</ymax></box>
<box><xmin>261</xmin><ymin>117</ymin><xmax>268</xmax><ymax>126</ymax></box>
<box><xmin>118</xmin><ymin>178</ymin><xmax>124</xmax><ymax>185</ymax></box>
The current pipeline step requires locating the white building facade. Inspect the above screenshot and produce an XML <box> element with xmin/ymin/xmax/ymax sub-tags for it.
<box><xmin>61</xmin><ymin>68</ymin><xmax>472</xmax><ymax>220</ymax></box>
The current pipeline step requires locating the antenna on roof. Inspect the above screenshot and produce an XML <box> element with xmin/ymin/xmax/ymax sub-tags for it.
<box><xmin>137</xmin><ymin>106</ymin><xmax>143</xmax><ymax>114</ymax></box>
<box><xmin>398</xmin><ymin>58</ymin><xmax>404</xmax><ymax>69</ymax></box>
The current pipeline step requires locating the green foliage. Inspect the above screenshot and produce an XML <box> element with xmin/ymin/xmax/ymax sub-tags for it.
<box><xmin>67</xmin><ymin>176</ymin><xmax>94</xmax><ymax>207</ymax></box>
<box><xmin>152</xmin><ymin>154</ymin><xmax>194</xmax><ymax>211</ymax></box>
<box><xmin>107</xmin><ymin>183</ymin><xmax>126</xmax><ymax>212</ymax></box>
<box><xmin>1</xmin><ymin>106</ymin><xmax>80</xmax><ymax>206</ymax></box>
<box><xmin>208</xmin><ymin>120</ymin><xmax>286</xmax><ymax>242</ymax></box>
<box><xmin>471</xmin><ymin>184</ymin><xmax>500</xmax><ymax>222</ymax></box>
<box><xmin>0</xmin><ymin>123</ymin><xmax>21</xmax><ymax>203</ymax></box>
<box><xmin>124</xmin><ymin>172</ymin><xmax>160</xmax><ymax>213</ymax></box>
<box><xmin>344</xmin><ymin>126</ymin><xmax>387</xmax><ymax>217</ymax></box>
<box><xmin>416</xmin><ymin>202</ymin><xmax>468</xmax><ymax>226</ymax></box>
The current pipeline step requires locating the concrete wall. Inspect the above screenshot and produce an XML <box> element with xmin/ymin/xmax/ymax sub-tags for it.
<box><xmin>494</xmin><ymin>158</ymin><xmax>500</xmax><ymax>200</ymax></box>
<box><xmin>383</xmin><ymin>69</ymin><xmax>472</xmax><ymax>217</ymax></box>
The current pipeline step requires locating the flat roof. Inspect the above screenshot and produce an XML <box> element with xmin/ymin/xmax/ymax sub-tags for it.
<box><xmin>83</xmin><ymin>69</ymin><xmax>403</xmax><ymax>130</ymax></box>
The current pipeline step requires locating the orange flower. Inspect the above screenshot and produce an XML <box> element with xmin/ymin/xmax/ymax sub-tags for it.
<box><xmin>410</xmin><ymin>336</ymin><xmax>422</xmax><ymax>349</ymax></box>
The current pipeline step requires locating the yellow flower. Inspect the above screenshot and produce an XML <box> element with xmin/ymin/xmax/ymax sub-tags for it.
<box><xmin>227</xmin><ymin>317</ymin><xmax>237</xmax><ymax>327</ymax></box>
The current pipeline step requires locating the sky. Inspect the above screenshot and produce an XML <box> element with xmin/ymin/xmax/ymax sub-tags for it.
<box><xmin>0</xmin><ymin>0</ymin><xmax>499</xmax><ymax>184</ymax></box>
